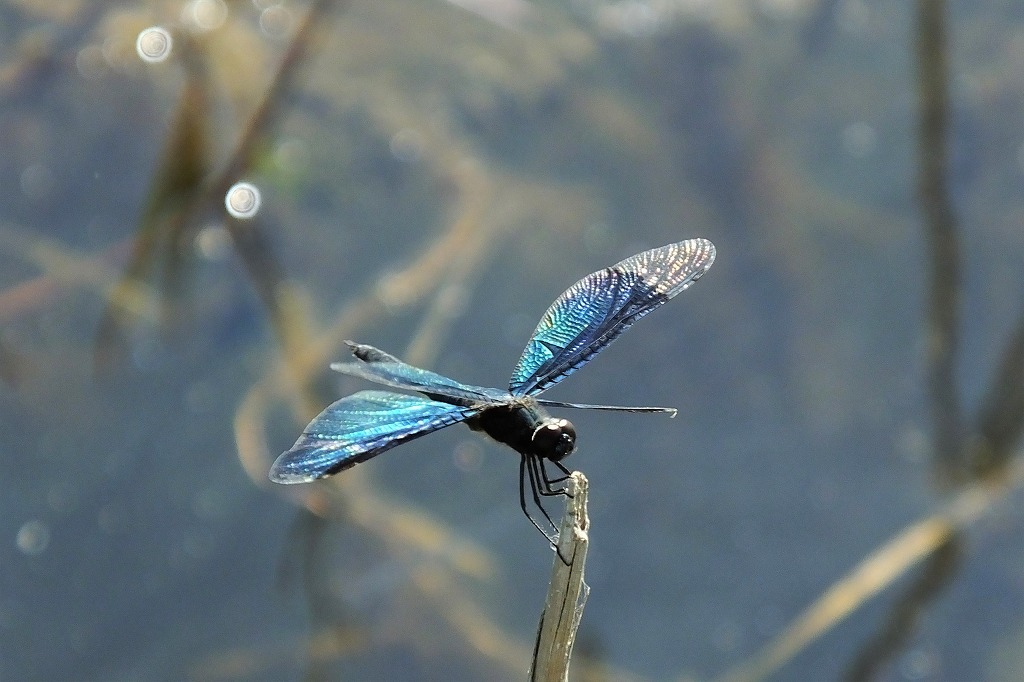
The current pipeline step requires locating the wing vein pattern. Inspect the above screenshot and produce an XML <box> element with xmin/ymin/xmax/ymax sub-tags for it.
<box><xmin>509</xmin><ymin>238</ymin><xmax>715</xmax><ymax>396</ymax></box>
<box><xmin>269</xmin><ymin>391</ymin><xmax>481</xmax><ymax>483</ymax></box>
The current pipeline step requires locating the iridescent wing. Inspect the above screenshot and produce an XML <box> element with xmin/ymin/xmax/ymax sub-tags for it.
<box><xmin>269</xmin><ymin>390</ymin><xmax>481</xmax><ymax>483</ymax></box>
<box><xmin>331</xmin><ymin>342</ymin><xmax>510</xmax><ymax>405</ymax></box>
<box><xmin>509</xmin><ymin>238</ymin><xmax>715</xmax><ymax>396</ymax></box>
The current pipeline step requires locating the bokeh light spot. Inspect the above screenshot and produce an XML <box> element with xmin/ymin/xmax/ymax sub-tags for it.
<box><xmin>136</xmin><ymin>26</ymin><xmax>173</xmax><ymax>63</ymax></box>
<box><xmin>225</xmin><ymin>182</ymin><xmax>262</xmax><ymax>219</ymax></box>
<box><xmin>16</xmin><ymin>520</ymin><xmax>50</xmax><ymax>556</ymax></box>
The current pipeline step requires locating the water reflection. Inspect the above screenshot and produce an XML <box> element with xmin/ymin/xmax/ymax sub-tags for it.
<box><xmin>5</xmin><ymin>0</ymin><xmax>1024</xmax><ymax>680</ymax></box>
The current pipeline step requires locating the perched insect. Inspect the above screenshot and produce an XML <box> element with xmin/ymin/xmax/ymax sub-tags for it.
<box><xmin>270</xmin><ymin>239</ymin><xmax>716</xmax><ymax>539</ymax></box>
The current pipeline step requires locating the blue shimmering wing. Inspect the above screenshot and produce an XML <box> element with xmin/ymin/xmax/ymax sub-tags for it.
<box><xmin>509</xmin><ymin>238</ymin><xmax>715</xmax><ymax>396</ymax></box>
<box><xmin>331</xmin><ymin>342</ymin><xmax>511</xmax><ymax>405</ymax></box>
<box><xmin>269</xmin><ymin>390</ymin><xmax>480</xmax><ymax>483</ymax></box>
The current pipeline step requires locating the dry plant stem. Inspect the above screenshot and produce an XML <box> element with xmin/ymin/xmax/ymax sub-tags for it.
<box><xmin>531</xmin><ymin>472</ymin><xmax>590</xmax><ymax>682</ymax></box>
<box><xmin>714</xmin><ymin>457</ymin><xmax>1023</xmax><ymax>682</ymax></box>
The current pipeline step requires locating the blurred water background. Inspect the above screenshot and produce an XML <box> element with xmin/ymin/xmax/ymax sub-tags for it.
<box><xmin>4</xmin><ymin>0</ymin><xmax>1024</xmax><ymax>680</ymax></box>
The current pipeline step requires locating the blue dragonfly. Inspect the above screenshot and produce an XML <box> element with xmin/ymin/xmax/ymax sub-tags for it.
<box><xmin>271</xmin><ymin>238</ymin><xmax>716</xmax><ymax>540</ymax></box>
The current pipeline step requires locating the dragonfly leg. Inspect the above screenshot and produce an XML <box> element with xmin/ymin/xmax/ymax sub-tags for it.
<box><xmin>539</xmin><ymin>458</ymin><xmax>573</xmax><ymax>493</ymax></box>
<box><xmin>522</xmin><ymin>455</ymin><xmax>575</xmax><ymax>565</ymax></box>
<box><xmin>529</xmin><ymin>453</ymin><xmax>568</xmax><ymax>498</ymax></box>
<box><xmin>520</xmin><ymin>455</ymin><xmax>558</xmax><ymax>544</ymax></box>
<box><xmin>549</xmin><ymin>459</ymin><xmax>572</xmax><ymax>478</ymax></box>
<box><xmin>526</xmin><ymin>455</ymin><xmax>562</xmax><ymax>524</ymax></box>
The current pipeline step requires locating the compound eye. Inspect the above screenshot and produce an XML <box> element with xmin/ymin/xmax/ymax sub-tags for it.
<box><xmin>532</xmin><ymin>418</ymin><xmax>576</xmax><ymax>462</ymax></box>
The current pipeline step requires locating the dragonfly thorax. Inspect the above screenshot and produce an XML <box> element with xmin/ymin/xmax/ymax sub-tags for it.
<box><xmin>467</xmin><ymin>401</ymin><xmax>577</xmax><ymax>462</ymax></box>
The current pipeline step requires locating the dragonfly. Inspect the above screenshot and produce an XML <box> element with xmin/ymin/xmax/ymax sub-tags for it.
<box><xmin>270</xmin><ymin>238</ymin><xmax>716</xmax><ymax>541</ymax></box>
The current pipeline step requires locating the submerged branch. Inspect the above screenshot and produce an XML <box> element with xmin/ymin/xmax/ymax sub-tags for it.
<box><xmin>715</xmin><ymin>454</ymin><xmax>1024</xmax><ymax>682</ymax></box>
<box><xmin>973</xmin><ymin>311</ymin><xmax>1024</xmax><ymax>476</ymax></box>
<box><xmin>842</xmin><ymin>533</ymin><xmax>961</xmax><ymax>681</ymax></box>
<box><xmin>916</xmin><ymin>0</ymin><xmax>964</xmax><ymax>477</ymax></box>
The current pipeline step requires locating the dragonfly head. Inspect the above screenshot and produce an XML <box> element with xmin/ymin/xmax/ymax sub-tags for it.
<box><xmin>532</xmin><ymin>418</ymin><xmax>576</xmax><ymax>462</ymax></box>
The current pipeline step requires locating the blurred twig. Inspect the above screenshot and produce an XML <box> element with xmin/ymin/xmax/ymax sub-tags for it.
<box><xmin>96</xmin><ymin>40</ymin><xmax>212</xmax><ymax>347</ymax></box>
<box><xmin>209</xmin><ymin>0</ymin><xmax>344</xmax><ymax>366</ymax></box>
<box><xmin>842</xmin><ymin>533</ymin><xmax>960</xmax><ymax>681</ymax></box>
<box><xmin>0</xmin><ymin>223</ymin><xmax>154</xmax><ymax>318</ymax></box>
<box><xmin>973</xmin><ymin>311</ymin><xmax>1024</xmax><ymax>476</ymax></box>
<box><xmin>213</xmin><ymin>0</ymin><xmax>341</xmax><ymax>202</ymax></box>
<box><xmin>97</xmin><ymin>0</ymin><xmax>342</xmax><ymax>366</ymax></box>
<box><xmin>531</xmin><ymin>472</ymin><xmax>591</xmax><ymax>682</ymax></box>
<box><xmin>916</xmin><ymin>0</ymin><xmax>964</xmax><ymax>479</ymax></box>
